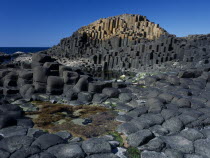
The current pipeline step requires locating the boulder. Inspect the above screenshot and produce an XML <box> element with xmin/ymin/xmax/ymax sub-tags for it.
<box><xmin>0</xmin><ymin>135</ymin><xmax>34</xmax><ymax>153</ymax></box>
<box><xmin>77</xmin><ymin>92</ymin><xmax>93</xmax><ymax>103</ymax></box>
<box><xmin>43</xmin><ymin>62</ymin><xmax>59</xmax><ymax>70</ymax></box>
<box><xmin>47</xmin><ymin>76</ymin><xmax>64</xmax><ymax>95</ymax></box>
<box><xmin>59</xmin><ymin>66</ymin><xmax>72</xmax><ymax>76</ymax></box>
<box><xmin>63</xmin><ymin>71</ymin><xmax>80</xmax><ymax>84</ymax></box>
<box><xmin>31</xmin><ymin>134</ymin><xmax>65</xmax><ymax>150</ymax></box>
<box><xmin>0</xmin><ymin>115</ymin><xmax>17</xmax><ymax>129</ymax></box>
<box><xmin>162</xmin><ymin>135</ymin><xmax>194</xmax><ymax>154</ymax></box>
<box><xmin>127</xmin><ymin>129</ymin><xmax>154</xmax><ymax>147</ymax></box>
<box><xmin>32</xmin><ymin>53</ymin><xmax>52</xmax><ymax>63</ymax></box>
<box><xmin>102</xmin><ymin>88</ymin><xmax>119</xmax><ymax>98</ymax></box>
<box><xmin>73</xmin><ymin>76</ymin><xmax>89</xmax><ymax>93</ymax></box>
<box><xmin>47</xmin><ymin>144</ymin><xmax>85</xmax><ymax>158</ymax></box>
<box><xmin>33</xmin><ymin>66</ymin><xmax>49</xmax><ymax>83</ymax></box>
<box><xmin>88</xmin><ymin>82</ymin><xmax>103</xmax><ymax>93</ymax></box>
<box><xmin>82</xmin><ymin>138</ymin><xmax>111</xmax><ymax>155</ymax></box>
<box><xmin>92</xmin><ymin>93</ymin><xmax>108</xmax><ymax>103</ymax></box>
<box><xmin>20</xmin><ymin>84</ymin><xmax>35</xmax><ymax>99</ymax></box>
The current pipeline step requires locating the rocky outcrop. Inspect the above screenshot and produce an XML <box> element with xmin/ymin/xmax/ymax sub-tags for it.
<box><xmin>45</xmin><ymin>14</ymin><xmax>210</xmax><ymax>73</ymax></box>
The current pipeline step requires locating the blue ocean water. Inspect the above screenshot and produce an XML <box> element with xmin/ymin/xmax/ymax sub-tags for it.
<box><xmin>0</xmin><ymin>47</ymin><xmax>50</xmax><ymax>54</ymax></box>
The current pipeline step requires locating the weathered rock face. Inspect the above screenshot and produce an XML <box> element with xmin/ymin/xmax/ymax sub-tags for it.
<box><xmin>45</xmin><ymin>14</ymin><xmax>210</xmax><ymax>72</ymax></box>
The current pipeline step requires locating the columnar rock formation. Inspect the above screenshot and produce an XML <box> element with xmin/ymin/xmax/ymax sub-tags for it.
<box><xmin>46</xmin><ymin>14</ymin><xmax>210</xmax><ymax>72</ymax></box>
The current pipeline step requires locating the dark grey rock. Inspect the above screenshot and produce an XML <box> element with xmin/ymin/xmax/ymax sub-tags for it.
<box><xmin>63</xmin><ymin>71</ymin><xmax>80</xmax><ymax>85</ymax></box>
<box><xmin>162</xmin><ymin>135</ymin><xmax>194</xmax><ymax>153</ymax></box>
<box><xmin>73</xmin><ymin>76</ymin><xmax>89</xmax><ymax>93</ymax></box>
<box><xmin>87</xmin><ymin>153</ymin><xmax>118</xmax><ymax>158</ymax></box>
<box><xmin>0</xmin><ymin>126</ymin><xmax>28</xmax><ymax>137</ymax></box>
<box><xmin>10</xmin><ymin>146</ymin><xmax>41</xmax><ymax>158</ymax></box>
<box><xmin>127</xmin><ymin>129</ymin><xmax>154</xmax><ymax>147</ymax></box>
<box><xmin>88</xmin><ymin>82</ymin><xmax>103</xmax><ymax>93</ymax></box>
<box><xmin>161</xmin><ymin>109</ymin><xmax>180</xmax><ymax>120</ymax></box>
<box><xmin>33</xmin><ymin>66</ymin><xmax>49</xmax><ymax>83</ymax></box>
<box><xmin>119</xmin><ymin>93</ymin><xmax>132</xmax><ymax>102</ymax></box>
<box><xmin>162</xmin><ymin>117</ymin><xmax>184</xmax><ymax>134</ymax></box>
<box><xmin>115</xmin><ymin>103</ymin><xmax>133</xmax><ymax>112</ymax></box>
<box><xmin>29</xmin><ymin>152</ymin><xmax>56</xmax><ymax>158</ymax></box>
<box><xmin>17</xmin><ymin>119</ymin><xmax>34</xmax><ymax>128</ymax></box>
<box><xmin>55</xmin><ymin>131</ymin><xmax>72</xmax><ymax>140</ymax></box>
<box><xmin>178</xmin><ymin>114</ymin><xmax>197</xmax><ymax>125</ymax></box>
<box><xmin>141</xmin><ymin>151</ymin><xmax>167</xmax><ymax>158</ymax></box>
<box><xmin>194</xmin><ymin>138</ymin><xmax>210</xmax><ymax>158</ymax></box>
<box><xmin>0</xmin><ymin>149</ymin><xmax>10</xmax><ymax>158</ymax></box>
<box><xmin>32</xmin><ymin>134</ymin><xmax>65</xmax><ymax>150</ymax></box>
<box><xmin>185</xmin><ymin>154</ymin><xmax>204</xmax><ymax>158</ymax></box>
<box><xmin>92</xmin><ymin>93</ymin><xmax>108</xmax><ymax>103</ymax></box>
<box><xmin>201</xmin><ymin>128</ymin><xmax>210</xmax><ymax>138</ymax></box>
<box><xmin>138</xmin><ymin>138</ymin><xmax>165</xmax><ymax>152</ymax></box>
<box><xmin>82</xmin><ymin>138</ymin><xmax>111</xmax><ymax>155</ymax></box>
<box><xmin>116</xmin><ymin>122</ymin><xmax>139</xmax><ymax>135</ymax></box>
<box><xmin>176</xmin><ymin>98</ymin><xmax>191</xmax><ymax>108</ymax></box>
<box><xmin>126</xmin><ymin>107</ymin><xmax>148</xmax><ymax>117</ymax></box>
<box><xmin>27</xmin><ymin>128</ymin><xmax>47</xmax><ymax>138</ymax></box>
<box><xmin>158</xmin><ymin>93</ymin><xmax>174</xmax><ymax>103</ymax></box>
<box><xmin>115</xmin><ymin>115</ymin><xmax>133</xmax><ymax>122</ymax></box>
<box><xmin>47</xmin><ymin>144</ymin><xmax>85</xmax><ymax>158</ymax></box>
<box><xmin>164</xmin><ymin>149</ymin><xmax>184</xmax><ymax>158</ymax></box>
<box><xmin>77</xmin><ymin>92</ymin><xmax>93</xmax><ymax>102</ymax></box>
<box><xmin>146</xmin><ymin>97</ymin><xmax>165</xmax><ymax>113</ymax></box>
<box><xmin>149</xmin><ymin>125</ymin><xmax>169</xmax><ymax>136</ymax></box>
<box><xmin>0</xmin><ymin>135</ymin><xmax>34</xmax><ymax>153</ymax></box>
<box><xmin>102</xmin><ymin>88</ymin><xmax>119</xmax><ymax>98</ymax></box>
<box><xmin>47</xmin><ymin>76</ymin><xmax>64</xmax><ymax>95</ymax></box>
<box><xmin>0</xmin><ymin>115</ymin><xmax>16</xmax><ymax>129</ymax></box>
<box><xmin>180</xmin><ymin>128</ymin><xmax>204</xmax><ymax>141</ymax></box>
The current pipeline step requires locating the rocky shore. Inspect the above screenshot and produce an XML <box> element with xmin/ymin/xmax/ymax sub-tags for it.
<box><xmin>0</xmin><ymin>52</ymin><xmax>210</xmax><ymax>158</ymax></box>
<box><xmin>1</xmin><ymin>13</ymin><xmax>210</xmax><ymax>158</ymax></box>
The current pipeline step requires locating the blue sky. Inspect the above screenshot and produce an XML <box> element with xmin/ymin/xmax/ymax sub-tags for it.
<box><xmin>0</xmin><ymin>0</ymin><xmax>210</xmax><ymax>47</ymax></box>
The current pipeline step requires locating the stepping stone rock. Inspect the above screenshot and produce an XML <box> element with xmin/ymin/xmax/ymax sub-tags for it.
<box><xmin>164</xmin><ymin>149</ymin><xmax>184</xmax><ymax>158</ymax></box>
<box><xmin>0</xmin><ymin>135</ymin><xmax>34</xmax><ymax>153</ymax></box>
<box><xmin>176</xmin><ymin>98</ymin><xmax>191</xmax><ymax>108</ymax></box>
<box><xmin>162</xmin><ymin>136</ymin><xmax>194</xmax><ymax>154</ymax></box>
<box><xmin>162</xmin><ymin>117</ymin><xmax>184</xmax><ymax>134</ymax></box>
<box><xmin>180</xmin><ymin>128</ymin><xmax>204</xmax><ymax>141</ymax></box>
<box><xmin>115</xmin><ymin>115</ymin><xmax>133</xmax><ymax>122</ymax></box>
<box><xmin>102</xmin><ymin>88</ymin><xmax>119</xmax><ymax>98</ymax></box>
<box><xmin>87</xmin><ymin>153</ymin><xmax>118</xmax><ymax>158</ymax></box>
<box><xmin>194</xmin><ymin>139</ymin><xmax>210</xmax><ymax>158</ymax></box>
<box><xmin>29</xmin><ymin>152</ymin><xmax>56</xmax><ymax>158</ymax></box>
<box><xmin>141</xmin><ymin>151</ymin><xmax>167</xmax><ymax>158</ymax></box>
<box><xmin>0</xmin><ymin>126</ymin><xmax>28</xmax><ymax>137</ymax></box>
<box><xmin>127</xmin><ymin>129</ymin><xmax>154</xmax><ymax>147</ymax></box>
<box><xmin>185</xmin><ymin>154</ymin><xmax>204</xmax><ymax>158</ymax></box>
<box><xmin>116</xmin><ymin>122</ymin><xmax>139</xmax><ymax>135</ymax></box>
<box><xmin>0</xmin><ymin>149</ymin><xmax>10</xmax><ymax>158</ymax></box>
<box><xmin>138</xmin><ymin>138</ymin><xmax>165</xmax><ymax>152</ymax></box>
<box><xmin>47</xmin><ymin>144</ymin><xmax>85</xmax><ymax>158</ymax></box>
<box><xmin>82</xmin><ymin>138</ymin><xmax>111</xmax><ymax>155</ymax></box>
<box><xmin>32</xmin><ymin>134</ymin><xmax>65</xmax><ymax>150</ymax></box>
<box><xmin>92</xmin><ymin>93</ymin><xmax>108</xmax><ymax>103</ymax></box>
<box><xmin>10</xmin><ymin>146</ymin><xmax>41</xmax><ymax>158</ymax></box>
<box><xmin>149</xmin><ymin>125</ymin><xmax>169</xmax><ymax>136</ymax></box>
<box><xmin>55</xmin><ymin>131</ymin><xmax>72</xmax><ymax>140</ymax></box>
<box><xmin>201</xmin><ymin>128</ymin><xmax>210</xmax><ymax>138</ymax></box>
<box><xmin>119</xmin><ymin>93</ymin><xmax>132</xmax><ymax>102</ymax></box>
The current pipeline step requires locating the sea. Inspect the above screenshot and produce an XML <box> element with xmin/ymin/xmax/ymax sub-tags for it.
<box><xmin>0</xmin><ymin>47</ymin><xmax>50</xmax><ymax>54</ymax></box>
